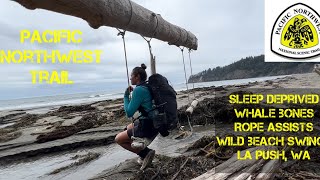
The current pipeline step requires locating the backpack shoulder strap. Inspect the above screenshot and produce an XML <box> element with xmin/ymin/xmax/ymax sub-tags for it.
<box><xmin>136</xmin><ymin>81</ymin><xmax>151</xmax><ymax>117</ymax></box>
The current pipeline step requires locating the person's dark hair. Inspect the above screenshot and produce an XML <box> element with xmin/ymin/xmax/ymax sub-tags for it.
<box><xmin>132</xmin><ymin>63</ymin><xmax>147</xmax><ymax>81</ymax></box>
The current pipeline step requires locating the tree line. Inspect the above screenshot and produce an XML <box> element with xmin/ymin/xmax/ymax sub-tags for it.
<box><xmin>188</xmin><ymin>55</ymin><xmax>316</xmax><ymax>83</ymax></box>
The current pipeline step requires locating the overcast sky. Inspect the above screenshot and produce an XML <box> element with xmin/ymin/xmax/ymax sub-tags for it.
<box><xmin>0</xmin><ymin>0</ymin><xmax>264</xmax><ymax>100</ymax></box>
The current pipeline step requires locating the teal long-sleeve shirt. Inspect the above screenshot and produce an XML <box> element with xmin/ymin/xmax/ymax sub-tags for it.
<box><xmin>124</xmin><ymin>86</ymin><xmax>153</xmax><ymax>118</ymax></box>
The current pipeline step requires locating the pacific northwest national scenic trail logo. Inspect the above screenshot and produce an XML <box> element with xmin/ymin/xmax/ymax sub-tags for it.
<box><xmin>271</xmin><ymin>3</ymin><xmax>320</xmax><ymax>59</ymax></box>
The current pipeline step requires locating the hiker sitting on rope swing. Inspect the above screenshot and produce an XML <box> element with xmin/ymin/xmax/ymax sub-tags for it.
<box><xmin>115</xmin><ymin>63</ymin><xmax>157</xmax><ymax>170</ymax></box>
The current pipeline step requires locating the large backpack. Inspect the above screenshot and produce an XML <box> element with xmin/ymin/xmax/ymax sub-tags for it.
<box><xmin>139</xmin><ymin>74</ymin><xmax>178</xmax><ymax>137</ymax></box>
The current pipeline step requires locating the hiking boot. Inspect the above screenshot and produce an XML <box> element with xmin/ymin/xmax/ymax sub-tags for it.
<box><xmin>131</xmin><ymin>137</ymin><xmax>152</xmax><ymax>150</ymax></box>
<box><xmin>140</xmin><ymin>149</ymin><xmax>155</xmax><ymax>170</ymax></box>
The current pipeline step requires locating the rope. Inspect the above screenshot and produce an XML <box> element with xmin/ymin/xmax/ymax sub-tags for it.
<box><xmin>117</xmin><ymin>30</ymin><xmax>131</xmax><ymax>89</ymax></box>
<box><xmin>187</xmin><ymin>115</ymin><xmax>193</xmax><ymax>132</ymax></box>
<box><xmin>141</xmin><ymin>36</ymin><xmax>154</xmax><ymax>58</ymax></box>
<box><xmin>116</xmin><ymin>30</ymin><xmax>134</xmax><ymax>137</ymax></box>
<box><xmin>188</xmin><ymin>49</ymin><xmax>196</xmax><ymax>99</ymax></box>
<box><xmin>115</xmin><ymin>4</ymin><xmax>132</xmax><ymax>90</ymax></box>
<box><xmin>179</xmin><ymin>47</ymin><xmax>194</xmax><ymax>133</ymax></box>
<box><xmin>141</xmin><ymin>13</ymin><xmax>159</xmax><ymax>42</ymax></box>
<box><xmin>141</xmin><ymin>37</ymin><xmax>155</xmax><ymax>75</ymax></box>
<box><xmin>116</xmin><ymin>0</ymin><xmax>134</xmax><ymax>89</ymax></box>
<box><xmin>140</xmin><ymin>13</ymin><xmax>159</xmax><ymax>75</ymax></box>
<box><xmin>115</xmin><ymin>0</ymin><xmax>134</xmax><ymax>88</ymax></box>
<box><xmin>187</xmin><ymin>67</ymin><xmax>195</xmax><ymax>132</ymax></box>
<box><xmin>179</xmin><ymin>47</ymin><xmax>190</xmax><ymax>104</ymax></box>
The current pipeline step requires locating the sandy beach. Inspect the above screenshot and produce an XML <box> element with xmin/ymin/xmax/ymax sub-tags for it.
<box><xmin>0</xmin><ymin>72</ymin><xmax>320</xmax><ymax>180</ymax></box>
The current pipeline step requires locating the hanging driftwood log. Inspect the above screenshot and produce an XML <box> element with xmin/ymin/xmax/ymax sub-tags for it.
<box><xmin>13</xmin><ymin>0</ymin><xmax>198</xmax><ymax>50</ymax></box>
<box><xmin>193</xmin><ymin>146</ymin><xmax>281</xmax><ymax>180</ymax></box>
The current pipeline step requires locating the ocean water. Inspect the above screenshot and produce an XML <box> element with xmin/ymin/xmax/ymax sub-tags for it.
<box><xmin>0</xmin><ymin>75</ymin><xmax>289</xmax><ymax>112</ymax></box>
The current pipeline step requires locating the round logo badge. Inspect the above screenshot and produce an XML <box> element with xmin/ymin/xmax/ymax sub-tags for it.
<box><xmin>271</xmin><ymin>3</ymin><xmax>320</xmax><ymax>59</ymax></box>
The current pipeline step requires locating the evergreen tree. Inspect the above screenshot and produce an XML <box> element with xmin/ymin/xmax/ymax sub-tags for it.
<box><xmin>188</xmin><ymin>55</ymin><xmax>316</xmax><ymax>83</ymax></box>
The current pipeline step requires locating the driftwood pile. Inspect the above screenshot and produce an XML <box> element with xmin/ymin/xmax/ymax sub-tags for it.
<box><xmin>193</xmin><ymin>147</ymin><xmax>281</xmax><ymax>180</ymax></box>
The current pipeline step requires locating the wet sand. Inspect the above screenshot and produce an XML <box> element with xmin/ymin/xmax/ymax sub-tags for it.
<box><xmin>0</xmin><ymin>73</ymin><xmax>320</xmax><ymax>179</ymax></box>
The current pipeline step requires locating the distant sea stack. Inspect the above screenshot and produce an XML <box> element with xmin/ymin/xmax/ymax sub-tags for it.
<box><xmin>189</xmin><ymin>55</ymin><xmax>317</xmax><ymax>83</ymax></box>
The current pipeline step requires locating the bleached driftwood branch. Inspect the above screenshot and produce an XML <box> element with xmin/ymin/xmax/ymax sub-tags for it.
<box><xmin>193</xmin><ymin>147</ymin><xmax>281</xmax><ymax>180</ymax></box>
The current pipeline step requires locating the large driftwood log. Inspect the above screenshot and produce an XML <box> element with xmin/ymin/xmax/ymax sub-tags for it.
<box><xmin>13</xmin><ymin>0</ymin><xmax>198</xmax><ymax>50</ymax></box>
<box><xmin>193</xmin><ymin>147</ymin><xmax>281</xmax><ymax>180</ymax></box>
